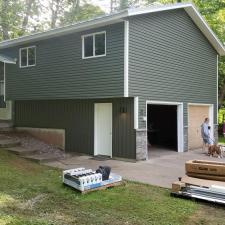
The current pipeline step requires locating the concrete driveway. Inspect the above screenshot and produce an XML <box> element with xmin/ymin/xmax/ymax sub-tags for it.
<box><xmin>46</xmin><ymin>148</ymin><xmax>225</xmax><ymax>189</ymax></box>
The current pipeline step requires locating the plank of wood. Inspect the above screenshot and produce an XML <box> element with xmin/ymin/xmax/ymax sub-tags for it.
<box><xmin>80</xmin><ymin>181</ymin><xmax>124</xmax><ymax>194</ymax></box>
<box><xmin>186</xmin><ymin>172</ymin><xmax>225</xmax><ymax>182</ymax></box>
<box><xmin>181</xmin><ymin>175</ymin><xmax>225</xmax><ymax>188</ymax></box>
<box><xmin>172</xmin><ymin>181</ymin><xmax>186</xmax><ymax>193</ymax></box>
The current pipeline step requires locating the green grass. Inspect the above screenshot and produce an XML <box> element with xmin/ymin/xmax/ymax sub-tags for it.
<box><xmin>1</xmin><ymin>150</ymin><xmax>225</xmax><ymax>225</ymax></box>
<box><xmin>218</xmin><ymin>136</ymin><xmax>225</xmax><ymax>144</ymax></box>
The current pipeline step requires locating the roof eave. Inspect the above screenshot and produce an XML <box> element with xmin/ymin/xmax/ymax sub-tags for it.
<box><xmin>0</xmin><ymin>10</ymin><xmax>128</xmax><ymax>50</ymax></box>
<box><xmin>184</xmin><ymin>5</ymin><xmax>225</xmax><ymax>56</ymax></box>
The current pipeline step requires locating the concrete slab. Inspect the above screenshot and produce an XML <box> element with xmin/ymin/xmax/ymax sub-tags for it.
<box><xmin>45</xmin><ymin>148</ymin><xmax>225</xmax><ymax>189</ymax></box>
<box><xmin>23</xmin><ymin>153</ymin><xmax>62</xmax><ymax>164</ymax></box>
<box><xmin>0</xmin><ymin>139</ymin><xmax>20</xmax><ymax>148</ymax></box>
<box><xmin>5</xmin><ymin>146</ymin><xmax>39</xmax><ymax>156</ymax></box>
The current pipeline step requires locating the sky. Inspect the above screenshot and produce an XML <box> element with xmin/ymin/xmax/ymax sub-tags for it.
<box><xmin>40</xmin><ymin>0</ymin><xmax>111</xmax><ymax>13</ymax></box>
<box><xmin>89</xmin><ymin>0</ymin><xmax>111</xmax><ymax>12</ymax></box>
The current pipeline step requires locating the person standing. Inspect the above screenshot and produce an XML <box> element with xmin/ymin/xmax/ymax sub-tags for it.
<box><xmin>201</xmin><ymin>118</ymin><xmax>212</xmax><ymax>151</ymax></box>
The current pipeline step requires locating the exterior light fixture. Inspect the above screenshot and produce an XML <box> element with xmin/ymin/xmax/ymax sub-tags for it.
<box><xmin>120</xmin><ymin>106</ymin><xmax>127</xmax><ymax>113</ymax></box>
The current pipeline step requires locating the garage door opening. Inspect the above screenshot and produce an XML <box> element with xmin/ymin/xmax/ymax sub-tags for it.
<box><xmin>147</xmin><ymin>104</ymin><xmax>178</xmax><ymax>151</ymax></box>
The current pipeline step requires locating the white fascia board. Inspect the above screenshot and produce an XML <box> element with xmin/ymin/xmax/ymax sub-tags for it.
<box><xmin>128</xmin><ymin>2</ymin><xmax>193</xmax><ymax>16</ymax></box>
<box><xmin>2</xmin><ymin>60</ymin><xmax>16</xmax><ymax>64</ymax></box>
<box><xmin>185</xmin><ymin>5</ymin><xmax>225</xmax><ymax>56</ymax></box>
<box><xmin>0</xmin><ymin>11</ymin><xmax>128</xmax><ymax>50</ymax></box>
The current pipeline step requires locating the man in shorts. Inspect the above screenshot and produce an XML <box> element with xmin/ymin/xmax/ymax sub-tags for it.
<box><xmin>201</xmin><ymin>117</ymin><xmax>212</xmax><ymax>151</ymax></box>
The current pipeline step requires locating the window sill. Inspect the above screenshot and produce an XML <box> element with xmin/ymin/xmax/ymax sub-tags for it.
<box><xmin>20</xmin><ymin>64</ymin><xmax>36</xmax><ymax>68</ymax></box>
<box><xmin>82</xmin><ymin>54</ymin><xmax>106</xmax><ymax>60</ymax></box>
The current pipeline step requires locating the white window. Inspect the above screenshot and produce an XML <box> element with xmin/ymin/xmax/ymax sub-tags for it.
<box><xmin>19</xmin><ymin>46</ymin><xmax>36</xmax><ymax>68</ymax></box>
<box><xmin>82</xmin><ymin>31</ymin><xmax>106</xmax><ymax>59</ymax></box>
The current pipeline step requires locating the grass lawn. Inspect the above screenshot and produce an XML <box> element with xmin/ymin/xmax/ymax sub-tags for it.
<box><xmin>218</xmin><ymin>136</ymin><xmax>225</xmax><ymax>145</ymax></box>
<box><xmin>1</xmin><ymin>150</ymin><xmax>225</xmax><ymax>225</ymax></box>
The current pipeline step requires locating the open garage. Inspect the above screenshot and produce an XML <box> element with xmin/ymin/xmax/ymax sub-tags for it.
<box><xmin>147</xmin><ymin>103</ymin><xmax>179</xmax><ymax>152</ymax></box>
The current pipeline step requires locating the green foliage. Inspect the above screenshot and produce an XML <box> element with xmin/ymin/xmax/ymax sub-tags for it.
<box><xmin>61</xmin><ymin>3</ymin><xmax>104</xmax><ymax>26</ymax></box>
<box><xmin>1</xmin><ymin>150</ymin><xmax>225</xmax><ymax>224</ymax></box>
<box><xmin>218</xmin><ymin>107</ymin><xmax>225</xmax><ymax>124</ymax></box>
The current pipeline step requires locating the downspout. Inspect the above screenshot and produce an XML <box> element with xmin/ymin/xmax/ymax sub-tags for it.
<box><xmin>3</xmin><ymin>62</ymin><xmax>5</xmax><ymax>102</ymax></box>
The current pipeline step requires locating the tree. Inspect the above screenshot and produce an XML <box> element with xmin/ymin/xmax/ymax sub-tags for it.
<box><xmin>0</xmin><ymin>0</ymin><xmax>42</xmax><ymax>40</ymax></box>
<box><xmin>120</xmin><ymin>0</ymin><xmax>128</xmax><ymax>9</ymax></box>
<box><xmin>49</xmin><ymin>0</ymin><xmax>67</xmax><ymax>28</ymax></box>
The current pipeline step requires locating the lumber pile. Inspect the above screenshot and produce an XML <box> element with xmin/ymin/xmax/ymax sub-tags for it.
<box><xmin>186</xmin><ymin>160</ymin><xmax>225</xmax><ymax>181</ymax></box>
<box><xmin>171</xmin><ymin>160</ymin><xmax>225</xmax><ymax>205</ymax></box>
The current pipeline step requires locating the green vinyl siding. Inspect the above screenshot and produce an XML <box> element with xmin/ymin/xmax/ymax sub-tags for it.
<box><xmin>128</xmin><ymin>9</ymin><xmax>217</xmax><ymax>128</ymax></box>
<box><xmin>2</xmin><ymin>22</ymin><xmax>124</xmax><ymax>100</ymax></box>
<box><xmin>15</xmin><ymin>98</ymin><xmax>136</xmax><ymax>159</ymax></box>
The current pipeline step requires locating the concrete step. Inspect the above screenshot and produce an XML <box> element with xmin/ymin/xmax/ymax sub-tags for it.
<box><xmin>0</xmin><ymin>120</ymin><xmax>13</xmax><ymax>128</ymax></box>
<box><xmin>0</xmin><ymin>120</ymin><xmax>13</xmax><ymax>131</ymax></box>
<box><xmin>0</xmin><ymin>139</ymin><xmax>20</xmax><ymax>148</ymax></box>
<box><xmin>22</xmin><ymin>153</ymin><xmax>61</xmax><ymax>164</ymax></box>
<box><xmin>5</xmin><ymin>146</ymin><xmax>39</xmax><ymax>156</ymax></box>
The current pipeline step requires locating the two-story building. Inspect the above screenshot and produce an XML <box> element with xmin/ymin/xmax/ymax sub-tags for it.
<box><xmin>0</xmin><ymin>3</ymin><xmax>224</xmax><ymax>160</ymax></box>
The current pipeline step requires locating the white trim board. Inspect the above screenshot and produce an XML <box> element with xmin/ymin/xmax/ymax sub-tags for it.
<box><xmin>3</xmin><ymin>62</ymin><xmax>5</xmax><ymax>101</ymax></box>
<box><xmin>0</xmin><ymin>3</ymin><xmax>224</xmax><ymax>56</ymax></box>
<box><xmin>134</xmin><ymin>96</ymin><xmax>139</xmax><ymax>129</ymax></box>
<box><xmin>124</xmin><ymin>20</ymin><xmax>129</xmax><ymax>97</ymax></box>
<box><xmin>146</xmin><ymin>100</ymin><xmax>184</xmax><ymax>153</ymax></box>
<box><xmin>217</xmin><ymin>55</ymin><xmax>219</xmax><ymax>123</ymax></box>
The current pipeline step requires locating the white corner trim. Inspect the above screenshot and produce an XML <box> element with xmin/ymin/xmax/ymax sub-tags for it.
<box><xmin>124</xmin><ymin>20</ymin><xmax>129</xmax><ymax>97</ymax></box>
<box><xmin>217</xmin><ymin>55</ymin><xmax>219</xmax><ymax>123</ymax></box>
<box><xmin>134</xmin><ymin>96</ymin><xmax>139</xmax><ymax>129</ymax></box>
<box><xmin>3</xmin><ymin>62</ymin><xmax>5</xmax><ymax>101</ymax></box>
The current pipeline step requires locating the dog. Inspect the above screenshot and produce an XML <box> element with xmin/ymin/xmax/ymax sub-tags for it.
<box><xmin>208</xmin><ymin>144</ymin><xmax>223</xmax><ymax>158</ymax></box>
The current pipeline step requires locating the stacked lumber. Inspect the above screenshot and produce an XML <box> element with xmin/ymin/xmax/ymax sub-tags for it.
<box><xmin>185</xmin><ymin>160</ymin><xmax>225</xmax><ymax>181</ymax></box>
<box><xmin>171</xmin><ymin>160</ymin><xmax>225</xmax><ymax>205</ymax></box>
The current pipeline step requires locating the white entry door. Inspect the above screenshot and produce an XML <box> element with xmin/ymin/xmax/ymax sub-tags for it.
<box><xmin>94</xmin><ymin>103</ymin><xmax>112</xmax><ymax>157</ymax></box>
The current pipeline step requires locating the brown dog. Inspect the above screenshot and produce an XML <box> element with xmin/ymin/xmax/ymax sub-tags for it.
<box><xmin>208</xmin><ymin>144</ymin><xmax>223</xmax><ymax>158</ymax></box>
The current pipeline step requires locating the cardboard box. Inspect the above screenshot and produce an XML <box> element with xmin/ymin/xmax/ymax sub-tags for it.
<box><xmin>185</xmin><ymin>160</ymin><xmax>225</xmax><ymax>176</ymax></box>
<box><xmin>172</xmin><ymin>181</ymin><xmax>185</xmax><ymax>192</ymax></box>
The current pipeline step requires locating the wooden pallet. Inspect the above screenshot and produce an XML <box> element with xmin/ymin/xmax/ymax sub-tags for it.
<box><xmin>80</xmin><ymin>181</ymin><xmax>124</xmax><ymax>194</ymax></box>
<box><xmin>64</xmin><ymin>181</ymin><xmax>124</xmax><ymax>194</ymax></box>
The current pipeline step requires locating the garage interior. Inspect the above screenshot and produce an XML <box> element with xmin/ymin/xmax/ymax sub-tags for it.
<box><xmin>147</xmin><ymin>104</ymin><xmax>178</xmax><ymax>152</ymax></box>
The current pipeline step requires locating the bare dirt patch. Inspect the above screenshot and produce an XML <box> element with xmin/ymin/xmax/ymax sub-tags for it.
<box><xmin>0</xmin><ymin>131</ymin><xmax>64</xmax><ymax>159</ymax></box>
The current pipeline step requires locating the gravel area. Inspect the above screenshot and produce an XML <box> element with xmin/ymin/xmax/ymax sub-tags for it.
<box><xmin>0</xmin><ymin>131</ymin><xmax>65</xmax><ymax>159</ymax></box>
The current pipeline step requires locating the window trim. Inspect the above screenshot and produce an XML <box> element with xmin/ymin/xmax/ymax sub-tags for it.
<box><xmin>19</xmin><ymin>46</ymin><xmax>36</xmax><ymax>68</ymax></box>
<box><xmin>82</xmin><ymin>31</ymin><xmax>106</xmax><ymax>59</ymax></box>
